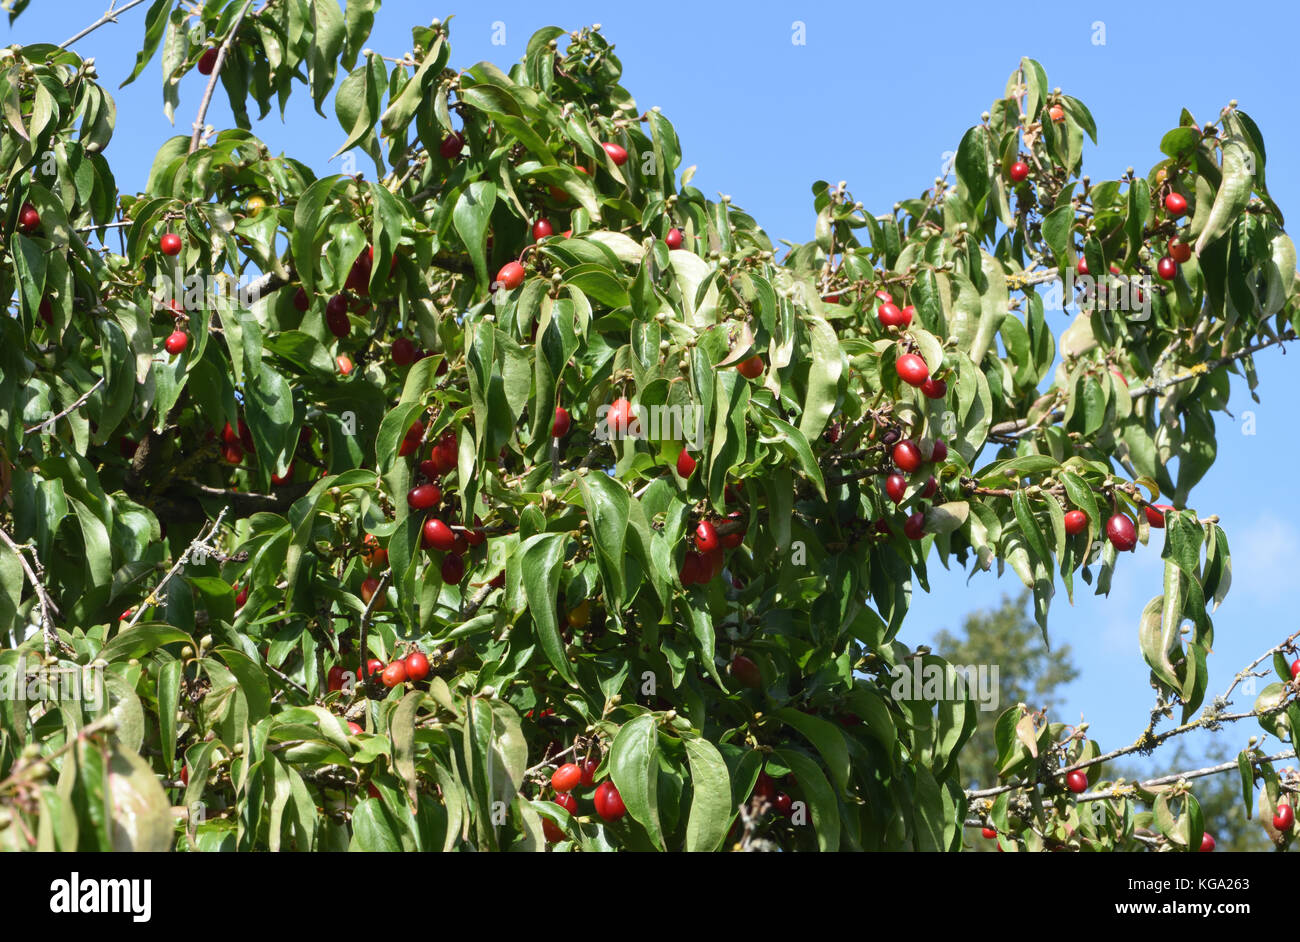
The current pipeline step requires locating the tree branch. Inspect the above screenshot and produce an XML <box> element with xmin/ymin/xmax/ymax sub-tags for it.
<box><xmin>188</xmin><ymin>0</ymin><xmax>256</xmax><ymax>154</ymax></box>
<box><xmin>122</xmin><ymin>508</ymin><xmax>228</xmax><ymax>631</ymax></box>
<box><xmin>59</xmin><ymin>0</ymin><xmax>148</xmax><ymax>50</ymax></box>
<box><xmin>0</xmin><ymin>525</ymin><xmax>62</xmax><ymax>656</ymax></box>
<box><xmin>23</xmin><ymin>377</ymin><xmax>105</xmax><ymax>435</ymax></box>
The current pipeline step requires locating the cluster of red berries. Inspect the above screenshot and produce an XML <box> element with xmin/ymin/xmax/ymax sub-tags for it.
<box><xmin>541</xmin><ymin>757</ymin><xmax>623</xmax><ymax>843</ymax></box>
<box><xmin>679</xmin><ymin>514</ymin><xmax>745</xmax><ymax>586</ymax></box>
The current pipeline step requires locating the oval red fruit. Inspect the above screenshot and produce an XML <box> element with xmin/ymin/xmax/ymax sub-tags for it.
<box><xmin>885</xmin><ymin>473</ymin><xmax>906</xmax><ymax>504</ymax></box>
<box><xmin>895</xmin><ymin>353</ymin><xmax>929</xmax><ymax>387</ymax></box>
<box><xmin>694</xmin><ymin>520</ymin><xmax>720</xmax><ymax>554</ymax></box>
<box><xmin>1273</xmin><ymin>803</ymin><xmax>1294</xmax><ymax>832</ymax></box>
<box><xmin>1009</xmin><ymin>161</ymin><xmax>1030</xmax><ymax>182</ymax></box>
<box><xmin>731</xmin><ymin>654</ymin><xmax>761</xmax><ymax>690</ymax></box>
<box><xmin>676</xmin><ymin>448</ymin><xmax>696</xmax><ymax>478</ymax></box>
<box><xmin>1200</xmin><ymin>832</ymin><xmax>1216</xmax><ymax>852</ymax></box>
<box><xmin>408</xmin><ymin>483</ymin><xmax>441</xmax><ymax>510</ymax></box>
<box><xmin>552</xmin><ymin>763</ymin><xmax>582</xmax><ymax>793</ymax></box>
<box><xmin>1066</xmin><ymin>770</ymin><xmax>1088</xmax><ymax>794</ymax></box>
<box><xmin>921</xmin><ymin>377</ymin><xmax>947</xmax><ymax>399</ymax></box>
<box><xmin>1164</xmin><ymin>192</ymin><xmax>1188</xmax><ymax>216</ymax></box>
<box><xmin>552</xmin><ymin>406</ymin><xmax>571</xmax><ymax>438</ymax></box>
<box><xmin>601</xmin><ymin>141</ymin><xmax>628</xmax><ymax>165</ymax></box>
<box><xmin>1064</xmin><ymin>510</ymin><xmax>1088</xmax><ymax>535</ymax></box>
<box><xmin>422</xmin><ymin>518</ymin><xmax>456</xmax><ymax>552</ymax></box>
<box><xmin>381</xmin><ymin>661</ymin><xmax>407</xmax><ymax>688</ymax></box>
<box><xmin>1156</xmin><ymin>256</ymin><xmax>1177</xmax><ymax>281</ymax></box>
<box><xmin>495</xmin><ymin>261</ymin><xmax>525</xmax><ymax>291</ymax></box>
<box><xmin>904</xmin><ymin>511</ymin><xmax>926</xmax><ymax>540</ymax></box>
<box><xmin>440</xmin><ymin>552</ymin><xmax>464</xmax><ymax>583</ymax></box>
<box><xmin>160</xmin><ymin>233</ymin><xmax>182</xmax><ymax>256</ymax></box>
<box><xmin>893</xmin><ymin>441</ymin><xmax>922</xmax><ymax>473</ymax></box>
<box><xmin>405</xmin><ymin>651</ymin><xmax>430</xmax><ymax>682</ymax></box>
<box><xmin>594</xmin><ymin>781</ymin><xmax>626</xmax><ymax>822</ymax></box>
<box><xmin>737</xmin><ymin>355</ymin><xmax>764</xmax><ymax>379</ymax></box>
<box><xmin>1106</xmin><ymin>513</ymin><xmax>1138</xmax><ymax>551</ymax></box>
<box><xmin>164</xmin><ymin>330</ymin><xmax>189</xmax><ymax>355</ymax></box>
<box><xmin>664</xmin><ymin>228</ymin><xmax>684</xmax><ymax>250</ymax></box>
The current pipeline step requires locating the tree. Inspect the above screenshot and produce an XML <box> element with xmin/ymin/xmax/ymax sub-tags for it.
<box><xmin>0</xmin><ymin>4</ymin><xmax>1296</xmax><ymax>852</ymax></box>
<box><xmin>933</xmin><ymin>592</ymin><xmax>1078</xmax><ymax>792</ymax></box>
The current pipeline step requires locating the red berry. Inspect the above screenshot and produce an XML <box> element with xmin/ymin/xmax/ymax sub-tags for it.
<box><xmin>496</xmin><ymin>261</ymin><xmax>525</xmax><ymax>291</ymax></box>
<box><xmin>579</xmin><ymin>759</ymin><xmax>598</xmax><ymax>788</ymax></box>
<box><xmin>439</xmin><ymin>132</ymin><xmax>464</xmax><ymax>160</ymax></box>
<box><xmin>1291</xmin><ymin>660</ymin><xmax>1299</xmax><ymax>681</ymax></box>
<box><xmin>422</xmin><ymin>518</ymin><xmax>456</xmax><ymax>552</ymax></box>
<box><xmin>877</xmin><ymin>302</ymin><xmax>909</xmax><ymax>328</ymax></box>
<box><xmin>440</xmin><ymin>552</ymin><xmax>465</xmax><ymax>583</ymax></box>
<box><xmin>694</xmin><ymin>520</ymin><xmax>720</xmax><ymax>554</ymax></box>
<box><xmin>594</xmin><ymin>781</ymin><xmax>626</xmax><ymax>822</ymax></box>
<box><xmin>606</xmin><ymin>397</ymin><xmax>634</xmax><ymax>436</ymax></box>
<box><xmin>197</xmin><ymin>47</ymin><xmax>218</xmax><ymax>75</ymax></box>
<box><xmin>463</xmin><ymin>517</ymin><xmax>486</xmax><ymax>547</ymax></box>
<box><xmin>1200</xmin><ymin>832</ymin><xmax>1216</xmax><ymax>852</ymax></box>
<box><xmin>222</xmin><ymin>443</ymin><xmax>244</xmax><ymax>465</ymax></box>
<box><xmin>1106</xmin><ymin>513</ymin><xmax>1138</xmax><ymax>552</ymax></box>
<box><xmin>347</xmin><ymin>721</ymin><xmax>363</xmax><ymax>736</ymax></box>
<box><xmin>164</xmin><ymin>330</ymin><xmax>189</xmax><ymax>355</ymax></box>
<box><xmin>1064</xmin><ymin>510</ymin><xmax>1088</xmax><ymax>535</ymax></box>
<box><xmin>554</xmin><ymin>792</ymin><xmax>578</xmax><ymax>815</ymax></box>
<box><xmin>737</xmin><ymin>355</ymin><xmax>764</xmax><ymax>379</ymax></box>
<box><xmin>408</xmin><ymin>483</ymin><xmax>441</xmax><ymax>510</ymax></box>
<box><xmin>38</xmin><ymin>296</ymin><xmax>53</xmax><ymax>325</ymax></box>
<box><xmin>895</xmin><ymin>353</ymin><xmax>929</xmax><ymax>387</ymax></box>
<box><xmin>271</xmin><ymin>462</ymin><xmax>294</xmax><ymax>485</ymax></box>
<box><xmin>234</xmin><ymin>584</ymin><xmax>248</xmax><ymax>607</ymax></box>
<box><xmin>160</xmin><ymin>233</ymin><xmax>182</xmax><ymax>256</ymax></box>
<box><xmin>885</xmin><ymin>473</ymin><xmax>906</xmax><ymax>504</ymax></box>
<box><xmin>326</xmin><ymin>300</ymin><xmax>350</xmax><ymax>338</ymax></box>
<box><xmin>921</xmin><ymin>476</ymin><xmax>938</xmax><ymax>499</ymax></box>
<box><xmin>17</xmin><ymin>202</ymin><xmax>40</xmax><ymax>233</ymax></box>
<box><xmin>431</xmin><ymin>431</ymin><xmax>458</xmax><ymax>472</ymax></box>
<box><xmin>381</xmin><ymin>661</ymin><xmax>408</xmax><ymax>688</ymax></box>
<box><xmin>773</xmin><ymin>792</ymin><xmax>793</xmax><ymax>817</ymax></box>
<box><xmin>664</xmin><ymin>228</ymin><xmax>684</xmax><ymax>250</ymax></box>
<box><xmin>357</xmin><ymin>658</ymin><xmax>383</xmax><ymax>682</ymax></box>
<box><xmin>405</xmin><ymin>651</ymin><xmax>430</xmax><ymax>683</ymax></box>
<box><xmin>1145</xmin><ymin>504</ymin><xmax>1172</xmax><ymax>528</ymax></box>
<box><xmin>293</xmin><ymin>286</ymin><xmax>310</xmax><ymax>311</ymax></box>
<box><xmin>1164</xmin><ymin>192</ymin><xmax>1188</xmax><ymax>216</ymax></box>
<box><xmin>1065</xmin><ymin>770</ymin><xmax>1088</xmax><ymax>794</ymax></box>
<box><xmin>398</xmin><ymin>421</ymin><xmax>424</xmax><ymax>457</ymax></box>
<box><xmin>721</xmin><ymin>512</ymin><xmax>745</xmax><ymax>548</ymax></box>
<box><xmin>335</xmin><ymin>354</ymin><xmax>353</xmax><ymax>375</ymax></box>
<box><xmin>893</xmin><ymin>440</ymin><xmax>922</xmax><ymax>473</ymax></box>
<box><xmin>903</xmin><ymin>511</ymin><xmax>925</xmax><ymax>541</ymax></box>
<box><xmin>327</xmin><ymin>665</ymin><xmax>347</xmax><ymax>692</ymax></box>
<box><xmin>391</xmin><ymin>337</ymin><xmax>416</xmax><ymax>365</ymax></box>
<box><xmin>1156</xmin><ymin>256</ymin><xmax>1177</xmax><ymax>281</ymax></box>
<box><xmin>981</xmin><ymin>826</ymin><xmax>997</xmax><ymax>840</ymax></box>
<box><xmin>921</xmin><ymin>377</ymin><xmax>947</xmax><ymax>399</ymax></box>
<box><xmin>676</xmin><ymin>448</ymin><xmax>696</xmax><ymax>478</ymax></box>
<box><xmin>1168</xmin><ymin>238</ymin><xmax>1192</xmax><ymax>264</ymax></box>
<box><xmin>731</xmin><ymin>654</ymin><xmax>761</xmax><ymax>690</ymax></box>
<box><xmin>679</xmin><ymin>551</ymin><xmax>704</xmax><ymax>586</ymax></box>
<box><xmin>360</xmin><ymin>577</ymin><xmax>382</xmax><ymax>608</ymax></box>
<box><xmin>541</xmin><ymin>816</ymin><xmax>564</xmax><ymax>843</ymax></box>
<box><xmin>1273</xmin><ymin>803</ymin><xmax>1294</xmax><ymax>832</ymax></box>
<box><xmin>1076</xmin><ymin>256</ymin><xmax>1089</xmax><ymax>277</ymax></box>
<box><xmin>601</xmin><ymin>141</ymin><xmax>628</xmax><ymax>166</ymax></box>
<box><xmin>930</xmin><ymin>439</ymin><xmax>948</xmax><ymax>463</ymax></box>
<box><xmin>552</xmin><ymin>406</ymin><xmax>571</xmax><ymax>438</ymax></box>
<box><xmin>533</xmin><ymin>219</ymin><xmax>553</xmax><ymax>240</ymax></box>
<box><xmin>1009</xmin><ymin>161</ymin><xmax>1030</xmax><ymax>183</ymax></box>
<box><xmin>552</xmin><ymin>763</ymin><xmax>582</xmax><ymax>793</ymax></box>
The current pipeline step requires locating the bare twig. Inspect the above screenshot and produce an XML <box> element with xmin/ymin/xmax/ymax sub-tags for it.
<box><xmin>188</xmin><ymin>0</ymin><xmax>256</xmax><ymax>154</ymax></box>
<box><xmin>122</xmin><ymin>509</ymin><xmax>228</xmax><ymax>631</ymax></box>
<box><xmin>59</xmin><ymin>0</ymin><xmax>149</xmax><ymax>50</ymax></box>
<box><xmin>23</xmin><ymin>377</ymin><xmax>106</xmax><ymax>435</ymax></box>
<box><xmin>0</xmin><ymin>525</ymin><xmax>62</xmax><ymax>656</ymax></box>
<box><xmin>1073</xmin><ymin>750</ymin><xmax>1295</xmax><ymax>803</ymax></box>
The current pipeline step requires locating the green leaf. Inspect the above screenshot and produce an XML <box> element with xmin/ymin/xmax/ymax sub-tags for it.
<box><xmin>683</xmin><ymin>736</ymin><xmax>731</xmax><ymax>852</ymax></box>
<box><xmin>610</xmin><ymin>713</ymin><xmax>663</xmax><ymax>849</ymax></box>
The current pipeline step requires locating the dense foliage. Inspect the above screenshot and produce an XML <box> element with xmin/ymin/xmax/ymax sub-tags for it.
<box><xmin>0</xmin><ymin>2</ymin><xmax>1296</xmax><ymax>852</ymax></box>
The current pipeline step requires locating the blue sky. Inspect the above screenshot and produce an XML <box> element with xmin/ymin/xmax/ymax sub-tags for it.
<box><xmin>12</xmin><ymin>2</ymin><xmax>1300</xmax><ymax>776</ymax></box>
